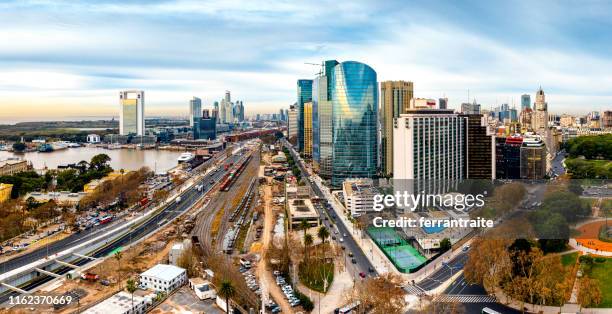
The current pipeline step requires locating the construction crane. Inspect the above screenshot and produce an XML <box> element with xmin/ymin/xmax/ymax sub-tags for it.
<box><xmin>304</xmin><ymin>62</ymin><xmax>323</xmax><ymax>76</ymax></box>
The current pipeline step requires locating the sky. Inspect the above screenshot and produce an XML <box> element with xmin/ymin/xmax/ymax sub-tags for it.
<box><xmin>0</xmin><ymin>0</ymin><xmax>611</xmax><ymax>122</ymax></box>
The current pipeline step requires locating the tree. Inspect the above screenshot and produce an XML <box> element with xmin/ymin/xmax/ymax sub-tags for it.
<box><xmin>114</xmin><ymin>251</ymin><xmax>123</xmax><ymax>276</ymax></box>
<box><xmin>304</xmin><ymin>233</ymin><xmax>313</xmax><ymax>260</ymax></box>
<box><xmin>126</xmin><ymin>278</ymin><xmax>137</xmax><ymax>309</ymax></box>
<box><xmin>12</xmin><ymin>142</ymin><xmax>26</xmax><ymax>152</ymax></box>
<box><xmin>90</xmin><ymin>154</ymin><xmax>111</xmax><ymax>170</ymax></box>
<box><xmin>568</xmin><ymin>180</ymin><xmax>584</xmax><ymax>196</ymax></box>
<box><xmin>577</xmin><ymin>276</ymin><xmax>602</xmax><ymax>312</ymax></box>
<box><xmin>218</xmin><ymin>279</ymin><xmax>236</xmax><ymax>314</ymax></box>
<box><xmin>317</xmin><ymin>225</ymin><xmax>330</xmax><ymax>244</ymax></box>
<box><xmin>439</xmin><ymin>238</ymin><xmax>452</xmax><ymax>252</ymax></box>
<box><xmin>299</xmin><ymin>219</ymin><xmax>309</xmax><ymax>239</ymax></box>
<box><xmin>355</xmin><ymin>273</ymin><xmax>406</xmax><ymax>314</ymax></box>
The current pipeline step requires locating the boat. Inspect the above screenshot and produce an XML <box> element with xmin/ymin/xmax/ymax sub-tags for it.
<box><xmin>177</xmin><ymin>152</ymin><xmax>195</xmax><ymax>163</ymax></box>
<box><xmin>38</xmin><ymin>143</ymin><xmax>54</xmax><ymax>152</ymax></box>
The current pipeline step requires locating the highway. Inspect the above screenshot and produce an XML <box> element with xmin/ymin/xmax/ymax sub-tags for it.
<box><xmin>0</xmin><ymin>147</ymin><xmax>246</xmax><ymax>304</ymax></box>
<box><xmin>281</xmin><ymin>139</ymin><xmax>376</xmax><ymax>279</ymax></box>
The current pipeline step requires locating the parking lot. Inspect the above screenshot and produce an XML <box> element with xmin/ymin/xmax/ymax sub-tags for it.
<box><xmin>151</xmin><ymin>286</ymin><xmax>222</xmax><ymax>314</ymax></box>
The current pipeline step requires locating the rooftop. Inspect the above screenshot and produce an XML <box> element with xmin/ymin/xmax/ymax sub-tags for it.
<box><xmin>288</xmin><ymin>198</ymin><xmax>318</xmax><ymax>219</ymax></box>
<box><xmin>83</xmin><ymin>291</ymin><xmax>146</xmax><ymax>314</ymax></box>
<box><xmin>141</xmin><ymin>264</ymin><xmax>186</xmax><ymax>282</ymax></box>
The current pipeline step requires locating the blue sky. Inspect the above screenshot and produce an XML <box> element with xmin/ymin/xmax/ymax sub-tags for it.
<box><xmin>0</xmin><ymin>0</ymin><xmax>610</xmax><ymax>121</ymax></box>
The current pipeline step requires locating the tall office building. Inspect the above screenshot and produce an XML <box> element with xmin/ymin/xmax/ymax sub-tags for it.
<box><xmin>532</xmin><ymin>87</ymin><xmax>548</xmax><ymax>130</ymax></box>
<box><xmin>119</xmin><ymin>90</ymin><xmax>145</xmax><ymax>136</ymax></box>
<box><xmin>439</xmin><ymin>97</ymin><xmax>448</xmax><ymax>110</ymax></box>
<box><xmin>194</xmin><ymin>109</ymin><xmax>217</xmax><ymax>140</ymax></box>
<box><xmin>287</xmin><ymin>104</ymin><xmax>298</xmax><ymax>144</ymax></box>
<box><xmin>189</xmin><ymin>97</ymin><xmax>202</xmax><ymax>127</ymax></box>
<box><xmin>313</xmin><ymin>60</ymin><xmax>339</xmax><ymax>179</ymax></box>
<box><xmin>380</xmin><ymin>80</ymin><xmax>413</xmax><ymax>177</ymax></box>
<box><xmin>461</xmin><ymin>100</ymin><xmax>481</xmax><ymax>114</ymax></box>
<box><xmin>521</xmin><ymin>94</ymin><xmax>531</xmax><ymax>111</ymax></box>
<box><xmin>460</xmin><ymin>114</ymin><xmax>496</xmax><ymax>179</ymax></box>
<box><xmin>279</xmin><ymin>108</ymin><xmax>285</xmax><ymax>122</ymax></box>
<box><xmin>393</xmin><ymin>109</ymin><xmax>466</xmax><ymax>194</ymax></box>
<box><xmin>303</xmin><ymin>102</ymin><xmax>313</xmax><ymax>157</ymax></box>
<box><xmin>520</xmin><ymin>136</ymin><xmax>546</xmax><ymax>179</ymax></box>
<box><xmin>495</xmin><ymin>135</ymin><xmax>523</xmax><ymax>179</ymax></box>
<box><xmin>297</xmin><ymin>79</ymin><xmax>313</xmax><ymax>152</ymax></box>
<box><xmin>603</xmin><ymin>111</ymin><xmax>612</xmax><ymax>128</ymax></box>
<box><xmin>331</xmin><ymin>61</ymin><xmax>378</xmax><ymax>187</ymax></box>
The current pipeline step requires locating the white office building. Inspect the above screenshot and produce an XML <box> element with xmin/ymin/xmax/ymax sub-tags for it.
<box><xmin>139</xmin><ymin>264</ymin><xmax>187</xmax><ymax>293</ymax></box>
<box><xmin>342</xmin><ymin>178</ymin><xmax>378</xmax><ymax>217</ymax></box>
<box><xmin>189</xmin><ymin>96</ymin><xmax>202</xmax><ymax>127</ymax></box>
<box><xmin>287</xmin><ymin>105</ymin><xmax>298</xmax><ymax>141</ymax></box>
<box><xmin>119</xmin><ymin>90</ymin><xmax>145</xmax><ymax>136</ymax></box>
<box><xmin>393</xmin><ymin>109</ymin><xmax>466</xmax><ymax>197</ymax></box>
<box><xmin>86</xmin><ymin>134</ymin><xmax>101</xmax><ymax>144</ymax></box>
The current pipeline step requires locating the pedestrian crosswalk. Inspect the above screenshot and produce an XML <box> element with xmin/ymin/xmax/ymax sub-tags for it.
<box><xmin>404</xmin><ymin>284</ymin><xmax>427</xmax><ymax>296</ymax></box>
<box><xmin>435</xmin><ymin>294</ymin><xmax>497</xmax><ymax>303</ymax></box>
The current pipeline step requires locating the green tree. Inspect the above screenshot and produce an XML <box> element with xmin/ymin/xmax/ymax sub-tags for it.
<box><xmin>218</xmin><ymin>279</ymin><xmax>236</xmax><ymax>314</ymax></box>
<box><xmin>299</xmin><ymin>219</ymin><xmax>309</xmax><ymax>239</ymax></box>
<box><xmin>126</xmin><ymin>278</ymin><xmax>137</xmax><ymax>309</ymax></box>
<box><xmin>90</xmin><ymin>154</ymin><xmax>111</xmax><ymax>170</ymax></box>
<box><xmin>114</xmin><ymin>251</ymin><xmax>123</xmax><ymax>276</ymax></box>
<box><xmin>439</xmin><ymin>238</ymin><xmax>452</xmax><ymax>252</ymax></box>
<box><xmin>317</xmin><ymin>226</ymin><xmax>329</xmax><ymax>244</ymax></box>
<box><xmin>304</xmin><ymin>233</ymin><xmax>313</xmax><ymax>261</ymax></box>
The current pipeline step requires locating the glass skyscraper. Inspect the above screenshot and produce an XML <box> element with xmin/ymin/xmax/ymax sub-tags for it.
<box><xmin>331</xmin><ymin>61</ymin><xmax>378</xmax><ymax>186</ymax></box>
<box><xmin>521</xmin><ymin>94</ymin><xmax>531</xmax><ymax>111</ymax></box>
<box><xmin>297</xmin><ymin>79</ymin><xmax>313</xmax><ymax>152</ymax></box>
<box><xmin>314</xmin><ymin>60</ymin><xmax>338</xmax><ymax>180</ymax></box>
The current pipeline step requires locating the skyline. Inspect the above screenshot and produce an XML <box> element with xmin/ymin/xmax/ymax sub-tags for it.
<box><xmin>1</xmin><ymin>0</ymin><xmax>611</xmax><ymax>121</ymax></box>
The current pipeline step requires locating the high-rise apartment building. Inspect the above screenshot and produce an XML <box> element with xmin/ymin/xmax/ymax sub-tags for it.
<box><xmin>521</xmin><ymin>94</ymin><xmax>531</xmax><ymax>111</ymax></box>
<box><xmin>297</xmin><ymin>79</ymin><xmax>313</xmax><ymax>152</ymax></box>
<box><xmin>189</xmin><ymin>97</ymin><xmax>202</xmax><ymax>127</ymax></box>
<box><xmin>287</xmin><ymin>104</ymin><xmax>298</xmax><ymax>144</ymax></box>
<box><xmin>380</xmin><ymin>80</ymin><xmax>413</xmax><ymax>177</ymax></box>
<box><xmin>393</xmin><ymin>108</ymin><xmax>466</xmax><ymax>194</ymax></box>
<box><xmin>119</xmin><ymin>90</ymin><xmax>145</xmax><ymax>136</ymax></box>
<box><xmin>520</xmin><ymin>136</ymin><xmax>547</xmax><ymax>179</ymax></box>
<box><xmin>461</xmin><ymin>114</ymin><xmax>496</xmax><ymax>179</ymax></box>
<box><xmin>331</xmin><ymin>61</ymin><xmax>378</xmax><ymax>186</ymax></box>
<box><xmin>303</xmin><ymin>101</ymin><xmax>313</xmax><ymax>157</ymax></box>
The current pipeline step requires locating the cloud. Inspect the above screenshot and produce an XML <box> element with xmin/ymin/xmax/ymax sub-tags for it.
<box><xmin>0</xmin><ymin>0</ymin><xmax>610</xmax><ymax>121</ymax></box>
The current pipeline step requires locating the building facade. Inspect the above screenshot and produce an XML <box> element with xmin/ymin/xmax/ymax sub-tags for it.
<box><xmin>331</xmin><ymin>61</ymin><xmax>378</xmax><ymax>186</ymax></box>
<box><xmin>380</xmin><ymin>80</ymin><xmax>413</xmax><ymax>178</ymax></box>
<box><xmin>461</xmin><ymin>100</ymin><xmax>481</xmax><ymax>114</ymax></box>
<box><xmin>0</xmin><ymin>183</ymin><xmax>12</xmax><ymax>203</ymax></box>
<box><xmin>189</xmin><ymin>97</ymin><xmax>202</xmax><ymax>127</ymax></box>
<box><xmin>303</xmin><ymin>101</ymin><xmax>313</xmax><ymax>157</ymax></box>
<box><xmin>194</xmin><ymin>109</ymin><xmax>217</xmax><ymax>140</ymax></box>
<box><xmin>495</xmin><ymin>135</ymin><xmax>523</xmax><ymax>179</ymax></box>
<box><xmin>297</xmin><ymin>79</ymin><xmax>313</xmax><ymax>152</ymax></box>
<box><xmin>520</xmin><ymin>136</ymin><xmax>547</xmax><ymax>179</ymax></box>
<box><xmin>119</xmin><ymin>90</ymin><xmax>145</xmax><ymax>136</ymax></box>
<box><xmin>521</xmin><ymin>94</ymin><xmax>531</xmax><ymax>111</ymax></box>
<box><xmin>139</xmin><ymin>264</ymin><xmax>187</xmax><ymax>293</ymax></box>
<box><xmin>393</xmin><ymin>109</ymin><xmax>466</xmax><ymax>195</ymax></box>
<box><xmin>461</xmin><ymin>114</ymin><xmax>496</xmax><ymax>179</ymax></box>
<box><xmin>287</xmin><ymin>104</ymin><xmax>298</xmax><ymax>144</ymax></box>
<box><xmin>0</xmin><ymin>159</ymin><xmax>29</xmax><ymax>176</ymax></box>
<box><xmin>604</xmin><ymin>111</ymin><xmax>612</xmax><ymax>128</ymax></box>
<box><xmin>342</xmin><ymin>178</ymin><xmax>378</xmax><ymax>217</ymax></box>
<box><xmin>532</xmin><ymin>87</ymin><xmax>548</xmax><ymax>131</ymax></box>
<box><xmin>315</xmin><ymin>60</ymin><xmax>338</xmax><ymax>179</ymax></box>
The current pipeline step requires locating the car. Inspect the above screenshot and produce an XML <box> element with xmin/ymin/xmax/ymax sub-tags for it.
<box><xmin>339</xmin><ymin>238</ymin><xmax>344</xmax><ymax>243</ymax></box>
<box><xmin>359</xmin><ymin>272</ymin><xmax>366</xmax><ymax>278</ymax></box>
<box><xmin>351</xmin><ymin>258</ymin><xmax>357</xmax><ymax>264</ymax></box>
<box><xmin>348</xmin><ymin>252</ymin><xmax>354</xmax><ymax>257</ymax></box>
<box><xmin>332</xmin><ymin>236</ymin><xmax>336</xmax><ymax>240</ymax></box>
<box><xmin>343</xmin><ymin>233</ymin><xmax>347</xmax><ymax>237</ymax></box>
<box><xmin>341</xmin><ymin>246</ymin><xmax>345</xmax><ymax>250</ymax></box>
<box><xmin>368</xmin><ymin>267</ymin><xmax>375</xmax><ymax>273</ymax></box>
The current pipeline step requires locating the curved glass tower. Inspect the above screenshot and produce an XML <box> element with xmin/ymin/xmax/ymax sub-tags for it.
<box><xmin>331</xmin><ymin>61</ymin><xmax>378</xmax><ymax>186</ymax></box>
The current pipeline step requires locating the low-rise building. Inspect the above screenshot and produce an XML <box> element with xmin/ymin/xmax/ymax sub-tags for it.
<box><xmin>342</xmin><ymin>178</ymin><xmax>377</xmax><ymax>217</ymax></box>
<box><xmin>169</xmin><ymin>242</ymin><xmax>186</xmax><ymax>266</ymax></box>
<box><xmin>287</xmin><ymin>198</ymin><xmax>320</xmax><ymax>231</ymax></box>
<box><xmin>86</xmin><ymin>134</ymin><xmax>101</xmax><ymax>144</ymax></box>
<box><xmin>0</xmin><ymin>183</ymin><xmax>12</xmax><ymax>202</ymax></box>
<box><xmin>139</xmin><ymin>264</ymin><xmax>187</xmax><ymax>293</ymax></box>
<box><xmin>24</xmin><ymin>191</ymin><xmax>85</xmax><ymax>206</ymax></box>
<box><xmin>0</xmin><ymin>159</ymin><xmax>29</xmax><ymax>176</ymax></box>
<box><xmin>84</xmin><ymin>291</ymin><xmax>150</xmax><ymax>314</ymax></box>
<box><xmin>189</xmin><ymin>277</ymin><xmax>216</xmax><ymax>300</ymax></box>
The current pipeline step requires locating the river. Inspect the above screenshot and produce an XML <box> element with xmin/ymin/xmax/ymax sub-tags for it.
<box><xmin>0</xmin><ymin>147</ymin><xmax>182</xmax><ymax>172</ymax></box>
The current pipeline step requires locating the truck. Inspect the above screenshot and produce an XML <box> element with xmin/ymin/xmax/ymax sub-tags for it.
<box><xmin>81</xmin><ymin>272</ymin><xmax>99</xmax><ymax>281</ymax></box>
<box><xmin>98</xmin><ymin>215</ymin><xmax>113</xmax><ymax>225</ymax></box>
<box><xmin>196</xmin><ymin>184</ymin><xmax>203</xmax><ymax>192</ymax></box>
<box><xmin>175</xmin><ymin>196</ymin><xmax>182</xmax><ymax>204</ymax></box>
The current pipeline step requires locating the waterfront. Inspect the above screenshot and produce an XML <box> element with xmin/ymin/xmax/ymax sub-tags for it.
<box><xmin>0</xmin><ymin>147</ymin><xmax>182</xmax><ymax>172</ymax></box>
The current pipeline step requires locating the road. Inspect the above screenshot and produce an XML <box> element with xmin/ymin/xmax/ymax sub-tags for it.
<box><xmin>551</xmin><ymin>149</ymin><xmax>566</xmax><ymax>177</ymax></box>
<box><xmin>439</xmin><ymin>273</ymin><xmax>521</xmax><ymax>314</ymax></box>
<box><xmin>281</xmin><ymin>139</ymin><xmax>376</xmax><ymax>280</ymax></box>
<box><xmin>0</xmin><ymin>146</ymin><xmax>247</xmax><ymax>304</ymax></box>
